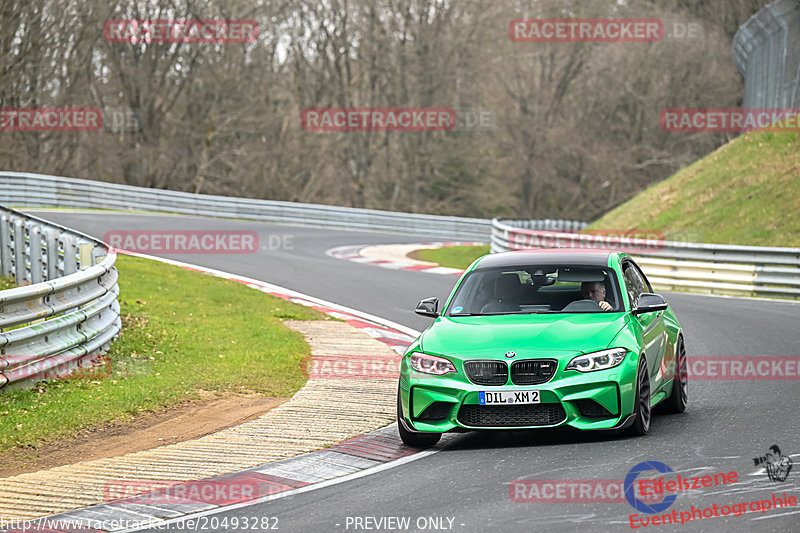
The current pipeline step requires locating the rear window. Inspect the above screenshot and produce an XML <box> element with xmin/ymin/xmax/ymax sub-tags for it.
<box><xmin>445</xmin><ymin>265</ymin><xmax>622</xmax><ymax>316</ymax></box>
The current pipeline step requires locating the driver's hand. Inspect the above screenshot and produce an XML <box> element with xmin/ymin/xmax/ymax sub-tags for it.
<box><xmin>599</xmin><ymin>301</ymin><xmax>612</xmax><ymax>311</ymax></box>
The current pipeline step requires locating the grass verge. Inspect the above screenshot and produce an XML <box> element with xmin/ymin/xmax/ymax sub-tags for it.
<box><xmin>0</xmin><ymin>277</ymin><xmax>13</xmax><ymax>290</ymax></box>
<box><xmin>416</xmin><ymin>244</ymin><xmax>490</xmax><ymax>269</ymax></box>
<box><xmin>589</xmin><ymin>130</ymin><xmax>800</xmax><ymax>246</ymax></box>
<box><xmin>0</xmin><ymin>254</ymin><xmax>325</xmax><ymax>452</ymax></box>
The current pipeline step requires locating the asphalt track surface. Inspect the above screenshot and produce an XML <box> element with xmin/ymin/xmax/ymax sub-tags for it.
<box><xmin>27</xmin><ymin>211</ymin><xmax>800</xmax><ymax>533</ymax></box>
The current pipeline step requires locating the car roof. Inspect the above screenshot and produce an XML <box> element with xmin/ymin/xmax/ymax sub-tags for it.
<box><xmin>474</xmin><ymin>249</ymin><xmax>617</xmax><ymax>270</ymax></box>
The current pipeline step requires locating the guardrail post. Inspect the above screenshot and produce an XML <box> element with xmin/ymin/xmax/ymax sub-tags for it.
<box><xmin>44</xmin><ymin>228</ymin><xmax>59</xmax><ymax>281</ymax></box>
<box><xmin>0</xmin><ymin>214</ymin><xmax>11</xmax><ymax>278</ymax></box>
<box><xmin>79</xmin><ymin>242</ymin><xmax>93</xmax><ymax>269</ymax></box>
<box><xmin>13</xmin><ymin>218</ymin><xmax>25</xmax><ymax>283</ymax></box>
<box><xmin>30</xmin><ymin>226</ymin><xmax>44</xmax><ymax>284</ymax></box>
<box><xmin>62</xmin><ymin>234</ymin><xmax>77</xmax><ymax>275</ymax></box>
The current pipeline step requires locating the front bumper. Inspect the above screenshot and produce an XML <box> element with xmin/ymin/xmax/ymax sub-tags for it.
<box><xmin>398</xmin><ymin>353</ymin><xmax>639</xmax><ymax>432</ymax></box>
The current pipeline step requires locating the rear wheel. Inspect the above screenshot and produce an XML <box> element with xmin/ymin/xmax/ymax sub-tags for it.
<box><xmin>397</xmin><ymin>386</ymin><xmax>441</xmax><ymax>447</ymax></box>
<box><xmin>660</xmin><ymin>336</ymin><xmax>688</xmax><ymax>414</ymax></box>
<box><xmin>624</xmin><ymin>357</ymin><xmax>651</xmax><ymax>437</ymax></box>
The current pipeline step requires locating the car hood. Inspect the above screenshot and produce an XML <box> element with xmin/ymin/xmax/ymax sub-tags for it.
<box><xmin>420</xmin><ymin>313</ymin><xmax>629</xmax><ymax>360</ymax></box>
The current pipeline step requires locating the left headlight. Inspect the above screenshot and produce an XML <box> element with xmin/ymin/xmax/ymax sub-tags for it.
<box><xmin>565</xmin><ymin>348</ymin><xmax>628</xmax><ymax>372</ymax></box>
<box><xmin>409</xmin><ymin>353</ymin><xmax>457</xmax><ymax>375</ymax></box>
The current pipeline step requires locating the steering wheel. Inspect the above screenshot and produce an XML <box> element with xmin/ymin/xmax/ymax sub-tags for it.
<box><xmin>561</xmin><ymin>299</ymin><xmax>603</xmax><ymax>312</ymax></box>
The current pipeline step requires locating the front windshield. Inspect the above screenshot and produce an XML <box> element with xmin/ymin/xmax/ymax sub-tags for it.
<box><xmin>445</xmin><ymin>265</ymin><xmax>622</xmax><ymax>316</ymax></box>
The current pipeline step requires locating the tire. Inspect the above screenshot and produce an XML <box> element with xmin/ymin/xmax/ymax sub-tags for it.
<box><xmin>624</xmin><ymin>356</ymin><xmax>651</xmax><ymax>437</ymax></box>
<box><xmin>660</xmin><ymin>336</ymin><xmax>688</xmax><ymax>414</ymax></box>
<box><xmin>397</xmin><ymin>386</ymin><xmax>441</xmax><ymax>447</ymax></box>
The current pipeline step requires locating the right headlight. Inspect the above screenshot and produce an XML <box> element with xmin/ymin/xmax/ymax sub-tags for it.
<box><xmin>409</xmin><ymin>353</ymin><xmax>457</xmax><ymax>375</ymax></box>
<box><xmin>565</xmin><ymin>348</ymin><xmax>628</xmax><ymax>372</ymax></box>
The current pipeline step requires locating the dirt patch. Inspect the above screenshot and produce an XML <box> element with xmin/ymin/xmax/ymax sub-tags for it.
<box><xmin>0</xmin><ymin>394</ymin><xmax>286</xmax><ymax>478</ymax></box>
<box><xmin>406</xmin><ymin>249</ymin><xmax>425</xmax><ymax>262</ymax></box>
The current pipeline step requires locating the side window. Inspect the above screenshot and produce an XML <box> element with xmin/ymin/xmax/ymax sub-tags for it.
<box><xmin>633</xmin><ymin>262</ymin><xmax>653</xmax><ymax>293</ymax></box>
<box><xmin>623</xmin><ymin>263</ymin><xmax>646</xmax><ymax>308</ymax></box>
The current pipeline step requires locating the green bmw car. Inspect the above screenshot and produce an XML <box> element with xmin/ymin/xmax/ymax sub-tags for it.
<box><xmin>397</xmin><ymin>249</ymin><xmax>688</xmax><ymax>447</ymax></box>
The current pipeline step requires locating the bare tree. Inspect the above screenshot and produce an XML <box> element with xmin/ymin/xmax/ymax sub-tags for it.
<box><xmin>0</xmin><ymin>0</ymin><xmax>764</xmax><ymax>220</ymax></box>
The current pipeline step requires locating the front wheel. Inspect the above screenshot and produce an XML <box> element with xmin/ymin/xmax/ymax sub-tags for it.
<box><xmin>397</xmin><ymin>386</ymin><xmax>441</xmax><ymax>447</ymax></box>
<box><xmin>624</xmin><ymin>357</ymin><xmax>651</xmax><ymax>437</ymax></box>
<box><xmin>660</xmin><ymin>336</ymin><xmax>688</xmax><ymax>414</ymax></box>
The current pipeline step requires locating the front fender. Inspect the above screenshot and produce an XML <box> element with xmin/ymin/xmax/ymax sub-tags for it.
<box><xmin>607</xmin><ymin>313</ymin><xmax>643</xmax><ymax>354</ymax></box>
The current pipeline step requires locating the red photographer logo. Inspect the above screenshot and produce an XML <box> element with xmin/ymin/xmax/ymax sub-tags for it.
<box><xmin>104</xmin><ymin>19</ymin><xmax>258</xmax><ymax>44</ymax></box>
<box><xmin>301</xmin><ymin>108</ymin><xmax>456</xmax><ymax>132</ymax></box>
<box><xmin>0</xmin><ymin>108</ymin><xmax>102</xmax><ymax>132</ymax></box>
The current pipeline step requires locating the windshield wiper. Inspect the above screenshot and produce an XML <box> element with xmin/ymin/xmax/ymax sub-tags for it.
<box><xmin>489</xmin><ymin>310</ymin><xmax>551</xmax><ymax>315</ymax></box>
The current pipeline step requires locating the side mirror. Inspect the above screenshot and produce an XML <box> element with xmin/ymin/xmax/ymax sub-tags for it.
<box><xmin>415</xmin><ymin>297</ymin><xmax>440</xmax><ymax>318</ymax></box>
<box><xmin>632</xmin><ymin>293</ymin><xmax>668</xmax><ymax>315</ymax></box>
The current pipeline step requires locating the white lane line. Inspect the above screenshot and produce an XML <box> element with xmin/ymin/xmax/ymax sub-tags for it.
<box><xmin>752</xmin><ymin>509</ymin><xmax>800</xmax><ymax>520</ymax></box>
<box><xmin>115</xmin><ymin>447</ymin><xmax>441</xmax><ymax>533</ymax></box>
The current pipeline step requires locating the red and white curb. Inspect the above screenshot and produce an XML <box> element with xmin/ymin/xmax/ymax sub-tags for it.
<box><xmin>0</xmin><ymin>253</ymin><xmax>445</xmax><ymax>533</ymax></box>
<box><xmin>126</xmin><ymin>252</ymin><xmax>419</xmax><ymax>355</ymax></box>
<box><xmin>326</xmin><ymin>242</ymin><xmax>485</xmax><ymax>276</ymax></box>
<box><xmin>11</xmin><ymin>426</ymin><xmax>446</xmax><ymax>533</ymax></box>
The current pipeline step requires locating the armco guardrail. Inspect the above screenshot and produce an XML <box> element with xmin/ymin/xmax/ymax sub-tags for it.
<box><xmin>0</xmin><ymin>205</ymin><xmax>120</xmax><ymax>390</ymax></box>
<box><xmin>491</xmin><ymin>218</ymin><xmax>800</xmax><ymax>299</ymax></box>
<box><xmin>733</xmin><ymin>0</ymin><xmax>800</xmax><ymax>109</ymax></box>
<box><xmin>0</xmin><ymin>171</ymin><xmax>491</xmax><ymax>241</ymax></box>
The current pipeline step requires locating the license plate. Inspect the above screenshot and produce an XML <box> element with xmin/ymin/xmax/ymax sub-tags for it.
<box><xmin>479</xmin><ymin>390</ymin><xmax>540</xmax><ymax>405</ymax></box>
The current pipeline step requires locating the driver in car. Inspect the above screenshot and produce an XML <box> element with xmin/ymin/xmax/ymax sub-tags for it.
<box><xmin>581</xmin><ymin>281</ymin><xmax>612</xmax><ymax>311</ymax></box>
